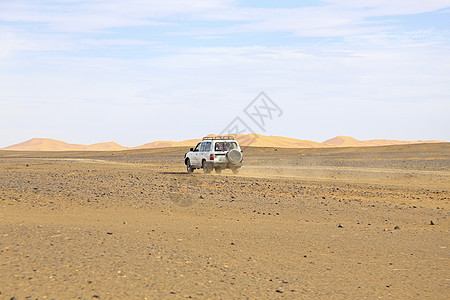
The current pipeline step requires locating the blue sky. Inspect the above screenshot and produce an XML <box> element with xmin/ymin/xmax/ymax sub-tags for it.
<box><xmin>1</xmin><ymin>0</ymin><xmax>449</xmax><ymax>147</ymax></box>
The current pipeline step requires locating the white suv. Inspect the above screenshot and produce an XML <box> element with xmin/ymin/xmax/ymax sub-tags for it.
<box><xmin>184</xmin><ymin>136</ymin><xmax>243</xmax><ymax>174</ymax></box>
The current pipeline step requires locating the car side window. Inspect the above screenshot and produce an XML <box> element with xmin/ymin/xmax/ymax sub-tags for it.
<box><xmin>204</xmin><ymin>142</ymin><xmax>211</xmax><ymax>152</ymax></box>
<box><xmin>200</xmin><ymin>142</ymin><xmax>205</xmax><ymax>152</ymax></box>
<box><xmin>215</xmin><ymin>142</ymin><xmax>223</xmax><ymax>151</ymax></box>
<box><xmin>194</xmin><ymin>143</ymin><xmax>201</xmax><ymax>152</ymax></box>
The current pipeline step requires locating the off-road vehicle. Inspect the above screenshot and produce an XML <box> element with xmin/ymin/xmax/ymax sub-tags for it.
<box><xmin>184</xmin><ymin>136</ymin><xmax>243</xmax><ymax>174</ymax></box>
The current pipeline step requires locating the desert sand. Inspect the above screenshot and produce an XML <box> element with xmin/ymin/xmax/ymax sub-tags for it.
<box><xmin>1</xmin><ymin>138</ymin><xmax>128</xmax><ymax>152</ymax></box>
<box><xmin>2</xmin><ymin>135</ymin><xmax>444</xmax><ymax>151</ymax></box>
<box><xmin>0</xmin><ymin>143</ymin><xmax>449</xmax><ymax>299</ymax></box>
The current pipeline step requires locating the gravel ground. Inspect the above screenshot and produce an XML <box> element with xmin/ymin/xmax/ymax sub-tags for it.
<box><xmin>0</xmin><ymin>143</ymin><xmax>449</xmax><ymax>299</ymax></box>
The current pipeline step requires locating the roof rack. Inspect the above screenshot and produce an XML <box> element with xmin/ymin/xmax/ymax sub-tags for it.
<box><xmin>203</xmin><ymin>135</ymin><xmax>235</xmax><ymax>141</ymax></box>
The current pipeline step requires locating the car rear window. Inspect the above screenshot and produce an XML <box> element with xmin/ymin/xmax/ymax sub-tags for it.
<box><xmin>214</xmin><ymin>142</ymin><xmax>238</xmax><ymax>151</ymax></box>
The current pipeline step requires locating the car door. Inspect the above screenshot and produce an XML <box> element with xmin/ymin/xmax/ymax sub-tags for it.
<box><xmin>202</xmin><ymin>141</ymin><xmax>211</xmax><ymax>164</ymax></box>
<box><xmin>198</xmin><ymin>142</ymin><xmax>207</xmax><ymax>166</ymax></box>
<box><xmin>214</xmin><ymin>141</ymin><xmax>227</xmax><ymax>164</ymax></box>
<box><xmin>191</xmin><ymin>142</ymin><xmax>202</xmax><ymax>167</ymax></box>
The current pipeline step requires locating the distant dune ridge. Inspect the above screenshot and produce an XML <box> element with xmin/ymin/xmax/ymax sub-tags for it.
<box><xmin>135</xmin><ymin>139</ymin><xmax>201</xmax><ymax>149</ymax></box>
<box><xmin>1</xmin><ymin>135</ymin><xmax>445</xmax><ymax>151</ymax></box>
<box><xmin>321</xmin><ymin>136</ymin><xmax>443</xmax><ymax>147</ymax></box>
<box><xmin>1</xmin><ymin>138</ymin><xmax>127</xmax><ymax>152</ymax></box>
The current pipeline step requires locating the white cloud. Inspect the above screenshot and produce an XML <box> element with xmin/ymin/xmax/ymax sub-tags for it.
<box><xmin>1</xmin><ymin>1</ymin><xmax>448</xmax><ymax>36</ymax></box>
<box><xmin>323</xmin><ymin>0</ymin><xmax>450</xmax><ymax>15</ymax></box>
<box><xmin>0</xmin><ymin>0</ymin><xmax>236</xmax><ymax>33</ymax></box>
<box><xmin>0</xmin><ymin>0</ymin><xmax>449</xmax><ymax>146</ymax></box>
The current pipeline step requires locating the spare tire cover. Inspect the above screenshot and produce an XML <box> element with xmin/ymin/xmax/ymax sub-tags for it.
<box><xmin>227</xmin><ymin>149</ymin><xmax>242</xmax><ymax>164</ymax></box>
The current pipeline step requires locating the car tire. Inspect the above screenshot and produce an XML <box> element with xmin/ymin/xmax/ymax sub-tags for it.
<box><xmin>202</xmin><ymin>160</ymin><xmax>212</xmax><ymax>174</ymax></box>
<box><xmin>231</xmin><ymin>167</ymin><xmax>240</xmax><ymax>174</ymax></box>
<box><xmin>186</xmin><ymin>159</ymin><xmax>194</xmax><ymax>174</ymax></box>
<box><xmin>215</xmin><ymin>168</ymin><xmax>222</xmax><ymax>174</ymax></box>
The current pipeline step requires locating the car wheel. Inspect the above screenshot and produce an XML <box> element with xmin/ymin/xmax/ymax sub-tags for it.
<box><xmin>215</xmin><ymin>168</ymin><xmax>222</xmax><ymax>174</ymax></box>
<box><xmin>231</xmin><ymin>167</ymin><xmax>240</xmax><ymax>174</ymax></box>
<box><xmin>202</xmin><ymin>160</ymin><xmax>212</xmax><ymax>174</ymax></box>
<box><xmin>227</xmin><ymin>149</ymin><xmax>242</xmax><ymax>164</ymax></box>
<box><xmin>186</xmin><ymin>159</ymin><xmax>194</xmax><ymax>174</ymax></box>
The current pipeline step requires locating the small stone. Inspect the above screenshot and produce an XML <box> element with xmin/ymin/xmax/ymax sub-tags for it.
<box><xmin>338</xmin><ymin>224</ymin><xmax>343</xmax><ymax>228</ymax></box>
<box><xmin>107</xmin><ymin>232</ymin><xmax>113</xmax><ymax>235</ymax></box>
<box><xmin>394</xmin><ymin>225</ymin><xmax>400</xmax><ymax>230</ymax></box>
<box><xmin>199</xmin><ymin>195</ymin><xmax>204</xmax><ymax>199</ymax></box>
<box><xmin>430</xmin><ymin>220</ymin><xmax>435</xmax><ymax>225</ymax></box>
<box><xmin>276</xmin><ymin>289</ymin><xmax>283</xmax><ymax>293</ymax></box>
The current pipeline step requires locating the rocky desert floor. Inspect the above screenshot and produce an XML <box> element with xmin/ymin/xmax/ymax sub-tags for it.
<box><xmin>0</xmin><ymin>143</ymin><xmax>449</xmax><ymax>299</ymax></box>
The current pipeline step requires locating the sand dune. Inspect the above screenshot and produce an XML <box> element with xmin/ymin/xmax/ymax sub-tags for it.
<box><xmin>323</xmin><ymin>136</ymin><xmax>443</xmax><ymax>147</ymax></box>
<box><xmin>135</xmin><ymin>139</ymin><xmax>201</xmax><ymax>149</ymax></box>
<box><xmin>2</xmin><ymin>138</ymin><xmax>128</xmax><ymax>152</ymax></box>
<box><xmin>234</xmin><ymin>134</ymin><xmax>323</xmax><ymax>148</ymax></box>
<box><xmin>1</xmin><ymin>135</ymin><xmax>445</xmax><ymax>151</ymax></box>
<box><xmin>85</xmin><ymin>142</ymin><xmax>128</xmax><ymax>151</ymax></box>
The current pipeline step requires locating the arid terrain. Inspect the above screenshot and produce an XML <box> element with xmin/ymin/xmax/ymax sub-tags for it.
<box><xmin>1</xmin><ymin>143</ymin><xmax>449</xmax><ymax>299</ymax></box>
<box><xmin>2</xmin><ymin>135</ymin><xmax>444</xmax><ymax>151</ymax></box>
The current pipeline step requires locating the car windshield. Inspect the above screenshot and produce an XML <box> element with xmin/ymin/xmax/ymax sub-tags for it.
<box><xmin>215</xmin><ymin>142</ymin><xmax>238</xmax><ymax>151</ymax></box>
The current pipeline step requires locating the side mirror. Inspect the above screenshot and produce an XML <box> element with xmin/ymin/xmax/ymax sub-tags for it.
<box><xmin>190</xmin><ymin>148</ymin><xmax>194</xmax><ymax>152</ymax></box>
